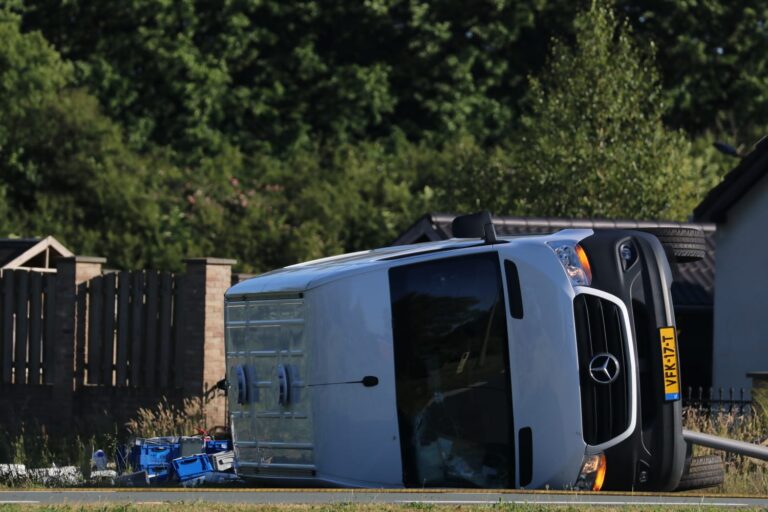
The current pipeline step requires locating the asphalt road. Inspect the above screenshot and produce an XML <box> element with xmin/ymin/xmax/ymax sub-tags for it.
<box><xmin>1</xmin><ymin>489</ymin><xmax>767</xmax><ymax>507</ymax></box>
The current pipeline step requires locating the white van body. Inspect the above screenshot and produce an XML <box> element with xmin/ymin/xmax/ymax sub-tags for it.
<box><xmin>224</xmin><ymin>230</ymin><xmax>637</xmax><ymax>489</ymax></box>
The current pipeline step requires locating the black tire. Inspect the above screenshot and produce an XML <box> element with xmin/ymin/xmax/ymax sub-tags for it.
<box><xmin>675</xmin><ymin>455</ymin><xmax>725</xmax><ymax>491</ymax></box>
<box><xmin>639</xmin><ymin>227</ymin><xmax>706</xmax><ymax>263</ymax></box>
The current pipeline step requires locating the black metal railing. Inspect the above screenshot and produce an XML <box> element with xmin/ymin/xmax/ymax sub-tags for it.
<box><xmin>683</xmin><ymin>386</ymin><xmax>752</xmax><ymax>414</ymax></box>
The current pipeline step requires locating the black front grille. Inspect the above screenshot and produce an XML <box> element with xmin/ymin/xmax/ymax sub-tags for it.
<box><xmin>574</xmin><ymin>294</ymin><xmax>631</xmax><ymax>445</ymax></box>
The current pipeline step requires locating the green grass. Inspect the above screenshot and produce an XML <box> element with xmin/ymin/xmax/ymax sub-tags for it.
<box><xmin>0</xmin><ymin>505</ymin><xmax>766</xmax><ymax>512</ymax></box>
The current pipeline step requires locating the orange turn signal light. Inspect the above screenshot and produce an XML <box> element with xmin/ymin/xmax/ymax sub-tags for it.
<box><xmin>592</xmin><ymin>453</ymin><xmax>607</xmax><ymax>491</ymax></box>
<box><xmin>575</xmin><ymin>244</ymin><xmax>592</xmax><ymax>284</ymax></box>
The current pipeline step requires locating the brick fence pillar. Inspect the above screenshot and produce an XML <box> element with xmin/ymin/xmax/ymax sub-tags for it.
<box><xmin>53</xmin><ymin>256</ymin><xmax>105</xmax><ymax>429</ymax></box>
<box><xmin>180</xmin><ymin>258</ymin><xmax>236</xmax><ymax>427</ymax></box>
<box><xmin>73</xmin><ymin>257</ymin><xmax>105</xmax><ymax>285</ymax></box>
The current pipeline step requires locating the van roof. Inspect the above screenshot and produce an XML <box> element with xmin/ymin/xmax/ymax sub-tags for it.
<box><xmin>226</xmin><ymin>237</ymin><xmax>507</xmax><ymax>297</ymax></box>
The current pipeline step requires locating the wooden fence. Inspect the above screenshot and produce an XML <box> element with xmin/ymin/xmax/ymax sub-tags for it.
<box><xmin>79</xmin><ymin>271</ymin><xmax>184</xmax><ymax>389</ymax></box>
<box><xmin>0</xmin><ymin>269</ymin><xmax>188</xmax><ymax>389</ymax></box>
<box><xmin>0</xmin><ymin>269</ymin><xmax>57</xmax><ymax>385</ymax></box>
<box><xmin>0</xmin><ymin>257</ymin><xmax>235</xmax><ymax>433</ymax></box>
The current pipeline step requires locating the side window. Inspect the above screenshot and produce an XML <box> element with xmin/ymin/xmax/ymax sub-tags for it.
<box><xmin>390</xmin><ymin>252</ymin><xmax>514</xmax><ymax>488</ymax></box>
<box><xmin>504</xmin><ymin>260</ymin><xmax>524</xmax><ymax>319</ymax></box>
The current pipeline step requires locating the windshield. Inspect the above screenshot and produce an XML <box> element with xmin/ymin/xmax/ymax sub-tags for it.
<box><xmin>389</xmin><ymin>251</ymin><xmax>515</xmax><ymax>488</ymax></box>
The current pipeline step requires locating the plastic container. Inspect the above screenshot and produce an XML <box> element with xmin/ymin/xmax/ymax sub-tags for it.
<box><xmin>179</xmin><ymin>437</ymin><xmax>205</xmax><ymax>457</ymax></box>
<box><xmin>146</xmin><ymin>464</ymin><xmax>172</xmax><ymax>483</ymax></box>
<box><xmin>129</xmin><ymin>437</ymin><xmax>181</xmax><ymax>471</ymax></box>
<box><xmin>138</xmin><ymin>444</ymin><xmax>179</xmax><ymax>467</ymax></box>
<box><xmin>91</xmin><ymin>449</ymin><xmax>108</xmax><ymax>471</ymax></box>
<box><xmin>209</xmin><ymin>450</ymin><xmax>235</xmax><ymax>472</ymax></box>
<box><xmin>172</xmin><ymin>454</ymin><xmax>214</xmax><ymax>482</ymax></box>
<box><xmin>204</xmin><ymin>440</ymin><xmax>231</xmax><ymax>454</ymax></box>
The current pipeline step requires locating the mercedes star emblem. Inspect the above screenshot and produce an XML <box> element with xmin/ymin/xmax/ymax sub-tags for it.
<box><xmin>588</xmin><ymin>353</ymin><xmax>620</xmax><ymax>384</ymax></box>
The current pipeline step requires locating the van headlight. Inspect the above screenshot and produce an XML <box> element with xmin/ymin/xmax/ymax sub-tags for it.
<box><xmin>548</xmin><ymin>242</ymin><xmax>592</xmax><ymax>286</ymax></box>
<box><xmin>575</xmin><ymin>453</ymin><xmax>607</xmax><ymax>491</ymax></box>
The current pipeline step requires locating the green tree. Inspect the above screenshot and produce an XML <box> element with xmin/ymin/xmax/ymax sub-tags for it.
<box><xmin>0</xmin><ymin>8</ymin><xmax>192</xmax><ymax>270</ymax></box>
<box><xmin>510</xmin><ymin>1</ymin><xmax>702</xmax><ymax>221</ymax></box>
<box><xmin>21</xmin><ymin>0</ymin><xmax>544</xmax><ymax>156</ymax></box>
<box><xmin>620</xmin><ymin>1</ymin><xmax>768</xmax><ymax>146</ymax></box>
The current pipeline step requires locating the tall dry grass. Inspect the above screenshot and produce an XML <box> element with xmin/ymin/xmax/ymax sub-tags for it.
<box><xmin>125</xmin><ymin>397</ymin><xmax>207</xmax><ymax>439</ymax></box>
<box><xmin>683</xmin><ymin>405</ymin><xmax>768</xmax><ymax>494</ymax></box>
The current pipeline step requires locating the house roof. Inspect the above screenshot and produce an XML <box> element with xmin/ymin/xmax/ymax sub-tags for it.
<box><xmin>0</xmin><ymin>236</ymin><xmax>73</xmax><ymax>270</ymax></box>
<box><xmin>392</xmin><ymin>213</ymin><xmax>716</xmax><ymax>308</ymax></box>
<box><xmin>0</xmin><ymin>239</ymin><xmax>40</xmax><ymax>267</ymax></box>
<box><xmin>694</xmin><ymin>136</ymin><xmax>768</xmax><ymax>223</ymax></box>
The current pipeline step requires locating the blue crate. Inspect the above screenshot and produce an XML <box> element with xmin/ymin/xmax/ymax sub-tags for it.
<box><xmin>140</xmin><ymin>444</ymin><xmax>179</xmax><ymax>466</ymax></box>
<box><xmin>137</xmin><ymin>444</ymin><xmax>180</xmax><ymax>469</ymax></box>
<box><xmin>172</xmin><ymin>454</ymin><xmax>214</xmax><ymax>482</ymax></box>
<box><xmin>204</xmin><ymin>440</ymin><xmax>231</xmax><ymax>454</ymax></box>
<box><xmin>146</xmin><ymin>464</ymin><xmax>172</xmax><ymax>483</ymax></box>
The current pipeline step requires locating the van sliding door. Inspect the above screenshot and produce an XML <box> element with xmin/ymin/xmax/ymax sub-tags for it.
<box><xmin>389</xmin><ymin>252</ymin><xmax>514</xmax><ymax>488</ymax></box>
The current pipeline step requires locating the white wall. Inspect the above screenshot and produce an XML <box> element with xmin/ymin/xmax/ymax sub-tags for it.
<box><xmin>712</xmin><ymin>174</ymin><xmax>768</xmax><ymax>395</ymax></box>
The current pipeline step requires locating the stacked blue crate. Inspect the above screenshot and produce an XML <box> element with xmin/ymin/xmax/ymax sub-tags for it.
<box><xmin>130</xmin><ymin>438</ymin><xmax>181</xmax><ymax>482</ymax></box>
<box><xmin>172</xmin><ymin>454</ymin><xmax>214</xmax><ymax>486</ymax></box>
<box><xmin>204</xmin><ymin>440</ymin><xmax>231</xmax><ymax>454</ymax></box>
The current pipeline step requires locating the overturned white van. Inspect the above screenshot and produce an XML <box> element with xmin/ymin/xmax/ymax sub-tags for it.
<box><xmin>224</xmin><ymin>212</ymin><xmax>689</xmax><ymax>490</ymax></box>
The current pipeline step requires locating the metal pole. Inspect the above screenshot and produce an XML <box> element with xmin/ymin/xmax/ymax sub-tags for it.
<box><xmin>683</xmin><ymin>429</ymin><xmax>768</xmax><ymax>462</ymax></box>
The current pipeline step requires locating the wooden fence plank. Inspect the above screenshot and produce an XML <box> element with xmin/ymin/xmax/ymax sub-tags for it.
<box><xmin>173</xmin><ymin>274</ymin><xmax>185</xmax><ymax>389</ymax></box>
<box><xmin>42</xmin><ymin>274</ymin><xmax>56</xmax><ymax>385</ymax></box>
<box><xmin>87</xmin><ymin>276</ymin><xmax>103</xmax><ymax>385</ymax></box>
<box><xmin>28</xmin><ymin>272</ymin><xmax>43</xmax><ymax>385</ymax></box>
<box><xmin>75</xmin><ymin>282</ymin><xmax>87</xmax><ymax>388</ymax></box>
<box><xmin>115</xmin><ymin>271</ymin><xmax>130</xmax><ymax>386</ymax></box>
<box><xmin>130</xmin><ymin>271</ymin><xmax>144</xmax><ymax>387</ymax></box>
<box><xmin>1</xmin><ymin>271</ymin><xmax>12</xmax><ymax>383</ymax></box>
<box><xmin>158</xmin><ymin>272</ymin><xmax>173</xmax><ymax>388</ymax></box>
<box><xmin>144</xmin><ymin>271</ymin><xmax>159</xmax><ymax>388</ymax></box>
<box><xmin>102</xmin><ymin>273</ymin><xmax>117</xmax><ymax>385</ymax></box>
<box><xmin>14</xmin><ymin>270</ymin><xmax>29</xmax><ymax>384</ymax></box>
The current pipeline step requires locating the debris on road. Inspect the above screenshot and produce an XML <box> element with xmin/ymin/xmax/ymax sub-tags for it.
<box><xmin>0</xmin><ymin>464</ymin><xmax>28</xmax><ymax>484</ymax></box>
<box><xmin>114</xmin><ymin>470</ymin><xmax>149</xmax><ymax>487</ymax></box>
<box><xmin>0</xmin><ymin>433</ymin><xmax>240</xmax><ymax>488</ymax></box>
<box><xmin>90</xmin><ymin>470</ymin><xmax>118</xmax><ymax>485</ymax></box>
<box><xmin>28</xmin><ymin>466</ymin><xmax>83</xmax><ymax>486</ymax></box>
<box><xmin>124</xmin><ymin>435</ymin><xmax>241</xmax><ymax>487</ymax></box>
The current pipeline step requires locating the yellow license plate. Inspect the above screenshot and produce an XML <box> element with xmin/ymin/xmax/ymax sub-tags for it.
<box><xmin>659</xmin><ymin>327</ymin><xmax>680</xmax><ymax>401</ymax></box>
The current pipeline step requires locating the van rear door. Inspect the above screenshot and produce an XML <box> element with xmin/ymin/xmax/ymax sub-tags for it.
<box><xmin>225</xmin><ymin>294</ymin><xmax>314</xmax><ymax>479</ymax></box>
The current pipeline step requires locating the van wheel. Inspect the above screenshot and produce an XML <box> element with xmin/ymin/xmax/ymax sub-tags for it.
<box><xmin>675</xmin><ymin>455</ymin><xmax>725</xmax><ymax>491</ymax></box>
<box><xmin>639</xmin><ymin>227</ymin><xmax>706</xmax><ymax>263</ymax></box>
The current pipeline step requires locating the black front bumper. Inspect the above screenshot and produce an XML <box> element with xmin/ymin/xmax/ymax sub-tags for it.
<box><xmin>579</xmin><ymin>230</ymin><xmax>686</xmax><ymax>491</ymax></box>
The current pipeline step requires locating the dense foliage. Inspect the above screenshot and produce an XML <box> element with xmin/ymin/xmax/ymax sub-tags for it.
<box><xmin>514</xmin><ymin>4</ymin><xmax>702</xmax><ymax>220</ymax></box>
<box><xmin>1</xmin><ymin>1</ymin><xmax>763</xmax><ymax>271</ymax></box>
